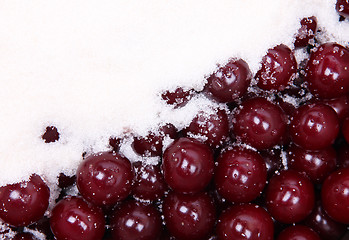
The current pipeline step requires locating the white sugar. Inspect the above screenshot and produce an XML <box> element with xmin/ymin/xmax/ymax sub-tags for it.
<box><xmin>0</xmin><ymin>0</ymin><xmax>348</xmax><ymax>188</ymax></box>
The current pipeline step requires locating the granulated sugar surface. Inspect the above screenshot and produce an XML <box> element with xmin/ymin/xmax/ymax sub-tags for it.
<box><xmin>0</xmin><ymin>0</ymin><xmax>348</xmax><ymax>186</ymax></box>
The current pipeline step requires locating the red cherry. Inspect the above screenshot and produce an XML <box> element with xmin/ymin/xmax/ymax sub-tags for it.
<box><xmin>232</xmin><ymin>97</ymin><xmax>288</xmax><ymax>149</ymax></box>
<box><xmin>265</xmin><ymin>170</ymin><xmax>315</xmax><ymax>224</ymax></box>
<box><xmin>216</xmin><ymin>204</ymin><xmax>274</xmax><ymax>240</ymax></box>
<box><xmin>305</xmin><ymin>43</ymin><xmax>349</xmax><ymax>99</ymax></box>
<box><xmin>205</xmin><ymin>59</ymin><xmax>252</xmax><ymax>102</ymax></box>
<box><xmin>305</xmin><ymin>199</ymin><xmax>347</xmax><ymax>240</ymax></box>
<box><xmin>50</xmin><ymin>196</ymin><xmax>105</xmax><ymax>240</ymax></box>
<box><xmin>185</xmin><ymin>108</ymin><xmax>229</xmax><ymax>148</ymax></box>
<box><xmin>322</xmin><ymin>94</ymin><xmax>349</xmax><ymax>122</ymax></box>
<box><xmin>321</xmin><ymin>167</ymin><xmax>349</xmax><ymax>224</ymax></box>
<box><xmin>336</xmin><ymin>0</ymin><xmax>349</xmax><ymax>18</ymax></box>
<box><xmin>162</xmin><ymin>137</ymin><xmax>214</xmax><ymax>194</ymax></box>
<box><xmin>0</xmin><ymin>175</ymin><xmax>50</xmax><ymax>227</ymax></box>
<box><xmin>287</xmin><ymin>144</ymin><xmax>337</xmax><ymax>184</ymax></box>
<box><xmin>214</xmin><ymin>147</ymin><xmax>267</xmax><ymax>203</ymax></box>
<box><xmin>132</xmin><ymin>162</ymin><xmax>167</xmax><ymax>201</ymax></box>
<box><xmin>76</xmin><ymin>152</ymin><xmax>134</xmax><ymax>206</ymax></box>
<box><xmin>290</xmin><ymin>103</ymin><xmax>339</xmax><ymax>150</ymax></box>
<box><xmin>42</xmin><ymin>126</ymin><xmax>59</xmax><ymax>143</ymax></box>
<box><xmin>256</xmin><ymin>44</ymin><xmax>297</xmax><ymax>91</ymax></box>
<box><xmin>161</xmin><ymin>87</ymin><xmax>194</xmax><ymax>108</ymax></box>
<box><xmin>277</xmin><ymin>225</ymin><xmax>320</xmax><ymax>240</ymax></box>
<box><xmin>294</xmin><ymin>17</ymin><xmax>317</xmax><ymax>48</ymax></box>
<box><xmin>163</xmin><ymin>191</ymin><xmax>216</xmax><ymax>240</ymax></box>
<box><xmin>110</xmin><ymin>200</ymin><xmax>162</xmax><ymax>240</ymax></box>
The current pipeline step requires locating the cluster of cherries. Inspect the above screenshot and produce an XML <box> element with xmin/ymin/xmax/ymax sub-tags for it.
<box><xmin>1</xmin><ymin>2</ymin><xmax>349</xmax><ymax>240</ymax></box>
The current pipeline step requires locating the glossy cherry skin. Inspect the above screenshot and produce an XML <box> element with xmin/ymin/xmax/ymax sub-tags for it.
<box><xmin>162</xmin><ymin>137</ymin><xmax>214</xmax><ymax>194</ymax></box>
<box><xmin>42</xmin><ymin>126</ymin><xmax>60</xmax><ymax>143</ymax></box>
<box><xmin>205</xmin><ymin>59</ymin><xmax>252</xmax><ymax>103</ymax></box>
<box><xmin>305</xmin><ymin>199</ymin><xmax>347</xmax><ymax>240</ymax></box>
<box><xmin>133</xmin><ymin>124</ymin><xmax>177</xmax><ymax>157</ymax></box>
<box><xmin>185</xmin><ymin>108</ymin><xmax>229</xmax><ymax>148</ymax></box>
<box><xmin>76</xmin><ymin>152</ymin><xmax>134</xmax><ymax>206</ymax></box>
<box><xmin>132</xmin><ymin>162</ymin><xmax>167</xmax><ymax>201</ymax></box>
<box><xmin>214</xmin><ymin>147</ymin><xmax>267</xmax><ymax>203</ymax></box>
<box><xmin>321</xmin><ymin>167</ymin><xmax>349</xmax><ymax>224</ymax></box>
<box><xmin>290</xmin><ymin>103</ymin><xmax>339</xmax><ymax>150</ymax></box>
<box><xmin>161</xmin><ymin>87</ymin><xmax>194</xmax><ymax>108</ymax></box>
<box><xmin>287</xmin><ymin>144</ymin><xmax>337</xmax><ymax>184</ymax></box>
<box><xmin>232</xmin><ymin>97</ymin><xmax>287</xmax><ymax>149</ymax></box>
<box><xmin>294</xmin><ymin>16</ymin><xmax>317</xmax><ymax>48</ymax></box>
<box><xmin>265</xmin><ymin>170</ymin><xmax>315</xmax><ymax>224</ymax></box>
<box><xmin>0</xmin><ymin>174</ymin><xmax>50</xmax><ymax>227</ymax></box>
<box><xmin>256</xmin><ymin>45</ymin><xmax>297</xmax><ymax>91</ymax></box>
<box><xmin>277</xmin><ymin>225</ymin><xmax>320</xmax><ymax>240</ymax></box>
<box><xmin>336</xmin><ymin>0</ymin><xmax>349</xmax><ymax>18</ymax></box>
<box><xmin>110</xmin><ymin>200</ymin><xmax>162</xmax><ymax>240</ymax></box>
<box><xmin>50</xmin><ymin>196</ymin><xmax>105</xmax><ymax>240</ymax></box>
<box><xmin>322</xmin><ymin>94</ymin><xmax>349</xmax><ymax>122</ymax></box>
<box><xmin>305</xmin><ymin>43</ymin><xmax>349</xmax><ymax>99</ymax></box>
<box><xmin>163</xmin><ymin>191</ymin><xmax>216</xmax><ymax>240</ymax></box>
<box><xmin>216</xmin><ymin>204</ymin><xmax>274</xmax><ymax>240</ymax></box>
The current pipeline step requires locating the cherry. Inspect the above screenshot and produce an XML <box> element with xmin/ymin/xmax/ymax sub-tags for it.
<box><xmin>305</xmin><ymin>43</ymin><xmax>349</xmax><ymax>99</ymax></box>
<box><xmin>133</xmin><ymin>123</ymin><xmax>177</xmax><ymax>157</ymax></box>
<box><xmin>294</xmin><ymin>16</ymin><xmax>317</xmax><ymax>48</ymax></box>
<box><xmin>161</xmin><ymin>87</ymin><xmax>194</xmax><ymax>108</ymax></box>
<box><xmin>50</xmin><ymin>196</ymin><xmax>105</xmax><ymax>240</ymax></box>
<box><xmin>205</xmin><ymin>59</ymin><xmax>252</xmax><ymax>103</ymax></box>
<box><xmin>276</xmin><ymin>225</ymin><xmax>320</xmax><ymax>240</ymax></box>
<box><xmin>214</xmin><ymin>147</ymin><xmax>267</xmax><ymax>203</ymax></box>
<box><xmin>13</xmin><ymin>233</ymin><xmax>36</xmax><ymax>240</ymax></box>
<box><xmin>163</xmin><ymin>191</ymin><xmax>216</xmax><ymax>240</ymax></box>
<box><xmin>0</xmin><ymin>174</ymin><xmax>50</xmax><ymax>227</ymax></box>
<box><xmin>336</xmin><ymin>0</ymin><xmax>349</xmax><ymax>18</ymax></box>
<box><xmin>132</xmin><ymin>162</ymin><xmax>167</xmax><ymax>201</ymax></box>
<box><xmin>42</xmin><ymin>126</ymin><xmax>59</xmax><ymax>143</ymax></box>
<box><xmin>216</xmin><ymin>204</ymin><xmax>274</xmax><ymax>240</ymax></box>
<box><xmin>321</xmin><ymin>167</ymin><xmax>349</xmax><ymax>224</ymax></box>
<box><xmin>162</xmin><ymin>137</ymin><xmax>214</xmax><ymax>194</ymax></box>
<box><xmin>287</xmin><ymin>144</ymin><xmax>337</xmax><ymax>184</ymax></box>
<box><xmin>260</xmin><ymin>149</ymin><xmax>283</xmax><ymax>179</ymax></box>
<box><xmin>322</xmin><ymin>94</ymin><xmax>349</xmax><ymax>122</ymax></box>
<box><xmin>232</xmin><ymin>97</ymin><xmax>287</xmax><ymax>149</ymax></box>
<box><xmin>185</xmin><ymin>108</ymin><xmax>229</xmax><ymax>148</ymax></box>
<box><xmin>256</xmin><ymin>44</ymin><xmax>297</xmax><ymax>91</ymax></box>
<box><xmin>290</xmin><ymin>103</ymin><xmax>339</xmax><ymax>150</ymax></box>
<box><xmin>304</xmin><ymin>199</ymin><xmax>347</xmax><ymax>240</ymax></box>
<box><xmin>265</xmin><ymin>170</ymin><xmax>315</xmax><ymax>224</ymax></box>
<box><xmin>76</xmin><ymin>151</ymin><xmax>134</xmax><ymax>206</ymax></box>
<box><xmin>110</xmin><ymin>200</ymin><xmax>162</xmax><ymax>240</ymax></box>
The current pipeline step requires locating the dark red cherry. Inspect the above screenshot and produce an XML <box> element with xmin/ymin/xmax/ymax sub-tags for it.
<box><xmin>277</xmin><ymin>225</ymin><xmax>320</xmax><ymax>240</ymax></box>
<box><xmin>232</xmin><ymin>97</ymin><xmax>287</xmax><ymax>149</ymax></box>
<box><xmin>321</xmin><ymin>167</ymin><xmax>349</xmax><ymax>224</ymax></box>
<box><xmin>256</xmin><ymin>44</ymin><xmax>297</xmax><ymax>91</ymax></box>
<box><xmin>133</xmin><ymin>124</ymin><xmax>177</xmax><ymax>157</ymax></box>
<box><xmin>287</xmin><ymin>144</ymin><xmax>337</xmax><ymax>184</ymax></box>
<box><xmin>305</xmin><ymin>199</ymin><xmax>347</xmax><ymax>240</ymax></box>
<box><xmin>163</xmin><ymin>191</ymin><xmax>216</xmax><ymax>240</ymax></box>
<box><xmin>50</xmin><ymin>196</ymin><xmax>105</xmax><ymax>240</ymax></box>
<box><xmin>0</xmin><ymin>175</ymin><xmax>50</xmax><ymax>227</ymax></box>
<box><xmin>162</xmin><ymin>137</ymin><xmax>214</xmax><ymax>194</ymax></box>
<box><xmin>214</xmin><ymin>147</ymin><xmax>267</xmax><ymax>203</ymax></box>
<box><xmin>185</xmin><ymin>108</ymin><xmax>229</xmax><ymax>148</ymax></box>
<box><xmin>42</xmin><ymin>126</ymin><xmax>59</xmax><ymax>143</ymax></box>
<box><xmin>294</xmin><ymin>16</ymin><xmax>317</xmax><ymax>48</ymax></box>
<box><xmin>290</xmin><ymin>103</ymin><xmax>339</xmax><ymax>150</ymax></box>
<box><xmin>76</xmin><ymin>152</ymin><xmax>133</xmax><ymax>206</ymax></box>
<box><xmin>161</xmin><ymin>87</ymin><xmax>194</xmax><ymax>108</ymax></box>
<box><xmin>216</xmin><ymin>204</ymin><xmax>274</xmax><ymax>240</ymax></box>
<box><xmin>110</xmin><ymin>200</ymin><xmax>162</xmax><ymax>240</ymax></box>
<box><xmin>13</xmin><ymin>233</ymin><xmax>36</xmax><ymax>240</ymax></box>
<box><xmin>205</xmin><ymin>59</ymin><xmax>252</xmax><ymax>102</ymax></box>
<box><xmin>305</xmin><ymin>43</ymin><xmax>349</xmax><ymax>99</ymax></box>
<box><xmin>132</xmin><ymin>162</ymin><xmax>167</xmax><ymax>201</ymax></box>
<box><xmin>322</xmin><ymin>94</ymin><xmax>349</xmax><ymax>122</ymax></box>
<box><xmin>336</xmin><ymin>0</ymin><xmax>349</xmax><ymax>18</ymax></box>
<box><xmin>265</xmin><ymin>170</ymin><xmax>315</xmax><ymax>224</ymax></box>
